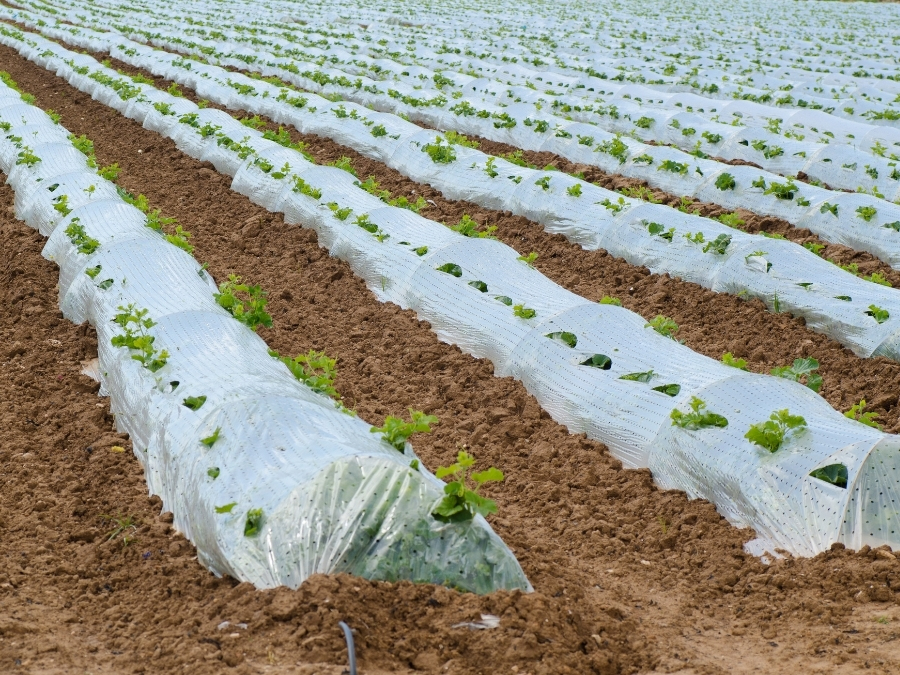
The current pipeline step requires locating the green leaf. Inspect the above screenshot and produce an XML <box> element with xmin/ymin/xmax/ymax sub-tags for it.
<box><xmin>545</xmin><ymin>331</ymin><xmax>577</xmax><ymax>348</ymax></box>
<box><xmin>201</xmin><ymin>427</ymin><xmax>222</xmax><ymax>447</ymax></box>
<box><xmin>809</xmin><ymin>463</ymin><xmax>848</xmax><ymax>488</ymax></box>
<box><xmin>745</xmin><ymin>409</ymin><xmax>807</xmax><ymax>453</ymax></box>
<box><xmin>97</xmin><ymin>279</ymin><xmax>114</xmax><ymax>290</ymax></box>
<box><xmin>468</xmin><ymin>280</ymin><xmax>488</xmax><ymax>293</ymax></box>
<box><xmin>619</xmin><ymin>370</ymin><xmax>655</xmax><ymax>383</ymax></box>
<box><xmin>494</xmin><ymin>295</ymin><xmax>513</xmax><ymax>306</ymax></box>
<box><xmin>215</xmin><ymin>502</ymin><xmax>237</xmax><ymax>514</ymax></box>
<box><xmin>244</xmin><ymin>508</ymin><xmax>264</xmax><ymax>536</ymax></box>
<box><xmin>670</xmin><ymin>396</ymin><xmax>728</xmax><ymax>430</ymax></box>
<box><xmin>431</xmin><ymin>451</ymin><xmax>502</xmax><ymax>523</ymax></box>
<box><xmin>85</xmin><ymin>265</ymin><xmax>102</xmax><ymax>279</ymax></box>
<box><xmin>371</xmin><ymin>408</ymin><xmax>438</xmax><ymax>452</ymax></box>
<box><xmin>436</xmin><ymin>262</ymin><xmax>462</xmax><ymax>277</ymax></box>
<box><xmin>207</xmin><ymin>467</ymin><xmax>220</xmax><ymax>479</ymax></box>
<box><xmin>183</xmin><ymin>395</ymin><xmax>207</xmax><ymax>411</ymax></box>
<box><xmin>580</xmin><ymin>354</ymin><xmax>612</xmax><ymax>369</ymax></box>
<box><xmin>652</xmin><ymin>383</ymin><xmax>681</xmax><ymax>397</ymax></box>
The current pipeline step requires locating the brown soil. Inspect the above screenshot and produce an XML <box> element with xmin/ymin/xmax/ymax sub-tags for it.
<box><xmin>1</xmin><ymin>40</ymin><xmax>900</xmax><ymax>675</ymax></box>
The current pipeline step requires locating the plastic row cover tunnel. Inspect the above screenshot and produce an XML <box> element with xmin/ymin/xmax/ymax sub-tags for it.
<box><xmin>0</xmin><ymin>81</ymin><xmax>531</xmax><ymax>593</ymax></box>
<box><xmin>9</xmin><ymin>19</ymin><xmax>900</xmax><ymax>363</ymax></box>
<box><xmin>13</xmin><ymin>29</ymin><xmax>900</xmax><ymax>559</ymax></box>
<box><xmin>23</xmin><ymin>2</ymin><xmax>900</xmax><ymax>273</ymax></box>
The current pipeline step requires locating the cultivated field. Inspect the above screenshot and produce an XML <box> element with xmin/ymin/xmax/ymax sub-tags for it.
<box><xmin>1</xmin><ymin>0</ymin><xmax>900</xmax><ymax>673</ymax></box>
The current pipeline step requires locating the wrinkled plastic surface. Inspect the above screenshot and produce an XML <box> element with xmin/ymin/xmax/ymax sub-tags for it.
<box><xmin>0</xmin><ymin>81</ymin><xmax>530</xmax><ymax>594</ymax></box>
<box><xmin>10</xmin><ymin>37</ymin><xmax>900</xmax><ymax>561</ymax></box>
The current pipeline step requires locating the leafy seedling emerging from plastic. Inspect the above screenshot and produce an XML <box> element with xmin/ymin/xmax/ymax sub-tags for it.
<box><xmin>201</xmin><ymin>427</ymin><xmax>222</xmax><ymax>447</ymax></box>
<box><xmin>517</xmin><ymin>251</ymin><xmax>539</xmax><ymax>267</ymax></box>
<box><xmin>65</xmin><ymin>218</ymin><xmax>100</xmax><ymax>255</ymax></box>
<box><xmin>646</xmin><ymin>315</ymin><xmax>679</xmax><ymax>339</ymax></box>
<box><xmin>215</xmin><ymin>502</ymin><xmax>237</xmax><ymax>514</ymax></box>
<box><xmin>513</xmin><ymin>304</ymin><xmax>536</xmax><ymax>319</ymax></box>
<box><xmin>451</xmin><ymin>214</ymin><xmax>496</xmax><ymax>239</ymax></box>
<box><xmin>207</xmin><ymin>467</ymin><xmax>220</xmax><ymax>480</ymax></box>
<box><xmin>809</xmin><ymin>463</ymin><xmax>848</xmax><ymax>488</ymax></box>
<box><xmin>214</xmin><ymin>274</ymin><xmax>273</xmax><ymax>331</ymax></box>
<box><xmin>653</xmin><ymin>383</ymin><xmax>681</xmax><ymax>397</ymax></box>
<box><xmin>111</xmin><ymin>304</ymin><xmax>169</xmax><ymax>373</ymax></box>
<box><xmin>244</xmin><ymin>508</ymin><xmax>263</xmax><ymax>537</ymax></box>
<box><xmin>866</xmin><ymin>305</ymin><xmax>890</xmax><ymax>324</ymax></box>
<box><xmin>545</xmin><ymin>331</ymin><xmax>577</xmax><ymax>348</ymax></box>
<box><xmin>599</xmin><ymin>296</ymin><xmax>622</xmax><ymax>306</ymax></box>
<box><xmin>183</xmin><ymin>395</ymin><xmax>207</xmax><ymax>411</ymax></box>
<box><xmin>620</xmin><ymin>370</ymin><xmax>655</xmax><ymax>383</ymax></box>
<box><xmin>431</xmin><ymin>450</ymin><xmax>503</xmax><ymax>523</ymax></box>
<box><xmin>371</xmin><ymin>409</ymin><xmax>438</xmax><ymax>452</ymax></box>
<box><xmin>721</xmin><ymin>352</ymin><xmax>749</xmax><ymax>370</ymax></box>
<box><xmin>436</xmin><ymin>262</ymin><xmax>462</xmax><ymax>277</ymax></box>
<box><xmin>647</xmin><ymin>221</ymin><xmax>675</xmax><ymax>241</ymax></box>
<box><xmin>581</xmin><ymin>354</ymin><xmax>612</xmax><ymax>369</ymax></box>
<box><xmin>670</xmin><ymin>396</ymin><xmax>728</xmax><ymax>430</ymax></box>
<box><xmin>770</xmin><ymin>357</ymin><xmax>822</xmax><ymax>392</ymax></box>
<box><xmin>845</xmin><ymin>399</ymin><xmax>883</xmax><ymax>430</ymax></box>
<box><xmin>269</xmin><ymin>349</ymin><xmax>343</xmax><ymax>403</ymax></box>
<box><xmin>745</xmin><ymin>409</ymin><xmax>807</xmax><ymax>453</ymax></box>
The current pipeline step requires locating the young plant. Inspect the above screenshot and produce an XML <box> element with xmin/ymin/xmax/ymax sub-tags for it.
<box><xmin>718</xmin><ymin>212</ymin><xmax>745</xmax><ymax>229</ymax></box>
<box><xmin>721</xmin><ymin>352</ymin><xmax>749</xmax><ymax>370</ymax></box>
<box><xmin>844</xmin><ymin>399</ymin><xmax>883</xmax><ymax>430</ymax></box>
<box><xmin>422</xmin><ymin>137</ymin><xmax>457</xmax><ymax>164</ymax></box>
<box><xmin>745</xmin><ymin>409</ymin><xmax>807</xmax><ymax>453</ymax></box>
<box><xmin>214</xmin><ymin>274</ymin><xmax>273</xmax><ymax>331</ymax></box>
<box><xmin>513</xmin><ymin>304</ymin><xmax>536</xmax><ymax>319</ymax></box>
<box><xmin>450</xmin><ymin>215</ymin><xmax>496</xmax><ymax>239</ymax></box>
<box><xmin>327</xmin><ymin>156</ymin><xmax>357</xmax><ymax>176</ymax></box>
<box><xmin>517</xmin><ymin>252</ymin><xmax>539</xmax><ymax>267</ymax></box>
<box><xmin>545</xmin><ymin>331</ymin><xmax>577</xmax><ymax>348</ymax></box>
<box><xmin>270</xmin><ymin>349</ymin><xmax>340</xmax><ymax>400</ymax></box>
<box><xmin>856</xmin><ymin>205</ymin><xmax>878</xmax><ymax>222</ymax></box>
<box><xmin>703</xmin><ymin>234</ymin><xmax>731</xmax><ymax>255</ymax></box>
<box><xmin>770</xmin><ymin>357</ymin><xmax>823</xmax><ymax>392</ymax></box>
<box><xmin>183</xmin><ymin>395</ymin><xmax>207</xmax><ymax>411</ymax></box>
<box><xmin>370</xmin><ymin>409</ymin><xmax>438</xmax><ymax>452</ymax></box>
<box><xmin>670</xmin><ymin>396</ymin><xmax>728</xmax><ymax>430</ymax></box>
<box><xmin>567</xmin><ymin>184</ymin><xmax>583</xmax><ymax>197</ymax></box>
<box><xmin>599</xmin><ymin>296</ymin><xmax>622</xmax><ymax>306</ymax></box>
<box><xmin>647</xmin><ymin>222</ymin><xmax>675</xmax><ymax>241</ymax></box>
<box><xmin>436</xmin><ymin>262</ymin><xmax>462</xmax><ymax>277</ymax></box>
<box><xmin>244</xmin><ymin>508</ymin><xmax>263</xmax><ymax>536</ymax></box>
<box><xmin>65</xmin><ymin>218</ymin><xmax>100</xmax><ymax>255</ymax></box>
<box><xmin>111</xmin><ymin>304</ymin><xmax>169</xmax><ymax>373</ymax></box>
<box><xmin>809</xmin><ymin>463</ymin><xmax>848</xmax><ymax>488</ymax></box>
<box><xmin>431</xmin><ymin>450</ymin><xmax>503</xmax><ymax>523</ymax></box>
<box><xmin>201</xmin><ymin>427</ymin><xmax>222</xmax><ymax>447</ymax></box>
<box><xmin>715</xmin><ymin>173</ymin><xmax>736</xmax><ymax>190</ymax></box>
<box><xmin>646</xmin><ymin>315</ymin><xmax>679</xmax><ymax>339</ymax></box>
<box><xmin>866</xmin><ymin>304</ymin><xmax>890</xmax><ymax>324</ymax></box>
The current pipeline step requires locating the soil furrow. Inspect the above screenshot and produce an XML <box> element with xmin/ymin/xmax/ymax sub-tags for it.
<box><xmin>1</xmin><ymin>41</ymin><xmax>899</xmax><ymax>675</ymax></box>
<box><xmin>74</xmin><ymin>48</ymin><xmax>900</xmax><ymax>432</ymax></box>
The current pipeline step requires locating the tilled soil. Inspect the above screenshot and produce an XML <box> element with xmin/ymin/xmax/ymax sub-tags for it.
<box><xmin>1</xmin><ymin>41</ymin><xmax>899</xmax><ymax>675</ymax></box>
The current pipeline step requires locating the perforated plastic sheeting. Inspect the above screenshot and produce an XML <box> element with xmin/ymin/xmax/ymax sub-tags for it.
<box><xmin>0</xmin><ymin>90</ymin><xmax>530</xmax><ymax>594</ymax></box>
<box><xmin>14</xmin><ymin>30</ymin><xmax>900</xmax><ymax>366</ymax></box>
<box><xmin>9</xmin><ymin>22</ymin><xmax>900</xmax><ymax>559</ymax></box>
<box><xmin>9</xmin><ymin>13</ymin><xmax>900</xmax><ymax>275</ymax></box>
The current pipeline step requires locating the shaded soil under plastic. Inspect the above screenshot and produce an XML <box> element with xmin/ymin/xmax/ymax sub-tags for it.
<box><xmin>0</xmin><ymin>42</ymin><xmax>899</xmax><ymax>675</ymax></box>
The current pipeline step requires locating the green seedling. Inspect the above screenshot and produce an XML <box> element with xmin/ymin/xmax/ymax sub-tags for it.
<box><xmin>183</xmin><ymin>395</ymin><xmax>207</xmax><ymax>411</ymax></box>
<box><xmin>770</xmin><ymin>357</ymin><xmax>823</xmax><ymax>392</ymax></box>
<box><xmin>111</xmin><ymin>304</ymin><xmax>168</xmax><ymax>372</ymax></box>
<box><xmin>545</xmin><ymin>331</ymin><xmax>577</xmax><ymax>348</ymax></box>
<box><xmin>809</xmin><ymin>463</ymin><xmax>848</xmax><ymax>488</ymax></box>
<box><xmin>599</xmin><ymin>296</ymin><xmax>622</xmax><ymax>306</ymax></box>
<box><xmin>200</xmin><ymin>427</ymin><xmax>222</xmax><ymax>447</ymax></box>
<box><xmin>670</xmin><ymin>396</ymin><xmax>728</xmax><ymax>430</ymax></box>
<box><xmin>436</xmin><ymin>262</ymin><xmax>462</xmax><ymax>277</ymax></box>
<box><xmin>580</xmin><ymin>354</ymin><xmax>611</xmax><ymax>369</ymax></box>
<box><xmin>517</xmin><ymin>252</ymin><xmax>539</xmax><ymax>267</ymax></box>
<box><xmin>214</xmin><ymin>275</ymin><xmax>273</xmax><ymax>331</ymax></box>
<box><xmin>745</xmin><ymin>409</ymin><xmax>807</xmax><ymax>453</ymax></box>
<box><xmin>371</xmin><ymin>408</ymin><xmax>438</xmax><ymax>452</ymax></box>
<box><xmin>431</xmin><ymin>450</ymin><xmax>503</xmax><ymax>523</ymax></box>
<box><xmin>646</xmin><ymin>315</ymin><xmax>679</xmax><ymax>339</ymax></box>
<box><xmin>845</xmin><ymin>399</ymin><xmax>883</xmax><ymax>430</ymax></box>
<box><xmin>244</xmin><ymin>508</ymin><xmax>263</xmax><ymax>536</ymax></box>
<box><xmin>513</xmin><ymin>304</ymin><xmax>536</xmax><ymax>319</ymax></box>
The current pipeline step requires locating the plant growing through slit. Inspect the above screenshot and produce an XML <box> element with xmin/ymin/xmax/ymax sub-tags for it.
<box><xmin>431</xmin><ymin>450</ymin><xmax>503</xmax><ymax>523</ymax></box>
<box><xmin>866</xmin><ymin>305</ymin><xmax>890</xmax><ymax>323</ymax></box>
<box><xmin>371</xmin><ymin>409</ymin><xmax>438</xmax><ymax>452</ymax></box>
<box><xmin>745</xmin><ymin>409</ymin><xmax>807</xmax><ymax>453</ymax></box>
<box><xmin>513</xmin><ymin>304</ymin><xmax>536</xmax><ymax>319</ymax></box>
<box><xmin>111</xmin><ymin>304</ymin><xmax>169</xmax><ymax>373</ymax></box>
<box><xmin>65</xmin><ymin>218</ymin><xmax>100</xmax><ymax>255</ymax></box>
<box><xmin>214</xmin><ymin>275</ymin><xmax>273</xmax><ymax>331</ymax></box>
<box><xmin>422</xmin><ymin>137</ymin><xmax>457</xmax><ymax>164</ymax></box>
<box><xmin>183</xmin><ymin>395</ymin><xmax>207</xmax><ymax>411</ymax></box>
<box><xmin>268</xmin><ymin>348</ymin><xmax>346</xmax><ymax>406</ymax></box>
<box><xmin>845</xmin><ymin>399</ymin><xmax>883</xmax><ymax>430</ymax></box>
<box><xmin>244</xmin><ymin>508</ymin><xmax>264</xmax><ymax>537</ymax></box>
<box><xmin>546</xmin><ymin>331</ymin><xmax>577</xmax><ymax>348</ymax></box>
<box><xmin>670</xmin><ymin>396</ymin><xmax>728</xmax><ymax>430</ymax></box>
<box><xmin>770</xmin><ymin>357</ymin><xmax>823</xmax><ymax>392</ymax></box>
<box><xmin>721</xmin><ymin>352</ymin><xmax>749</xmax><ymax>370</ymax></box>
<box><xmin>517</xmin><ymin>251</ymin><xmax>539</xmax><ymax>267</ymax></box>
<box><xmin>647</xmin><ymin>221</ymin><xmax>675</xmax><ymax>241</ymax></box>
<box><xmin>646</xmin><ymin>315</ymin><xmax>679</xmax><ymax>339</ymax></box>
<box><xmin>450</xmin><ymin>214</ymin><xmax>496</xmax><ymax>239</ymax></box>
<box><xmin>809</xmin><ymin>463</ymin><xmax>848</xmax><ymax>488</ymax></box>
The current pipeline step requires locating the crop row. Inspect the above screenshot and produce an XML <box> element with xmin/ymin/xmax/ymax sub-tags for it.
<box><xmin>6</xmin><ymin>22</ymin><xmax>900</xmax><ymax>557</ymax></box>
<box><xmin>21</xmin><ymin>1</ymin><xmax>900</xmax><ymax>272</ymax></box>
<box><xmin>0</xmin><ymin>66</ymin><xmax>531</xmax><ymax>593</ymax></box>
<box><xmin>55</xmin><ymin>0</ymin><xmax>900</xmax><ymax>199</ymax></box>
<box><xmin>12</xmin><ymin>19</ymin><xmax>900</xmax><ymax>362</ymax></box>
